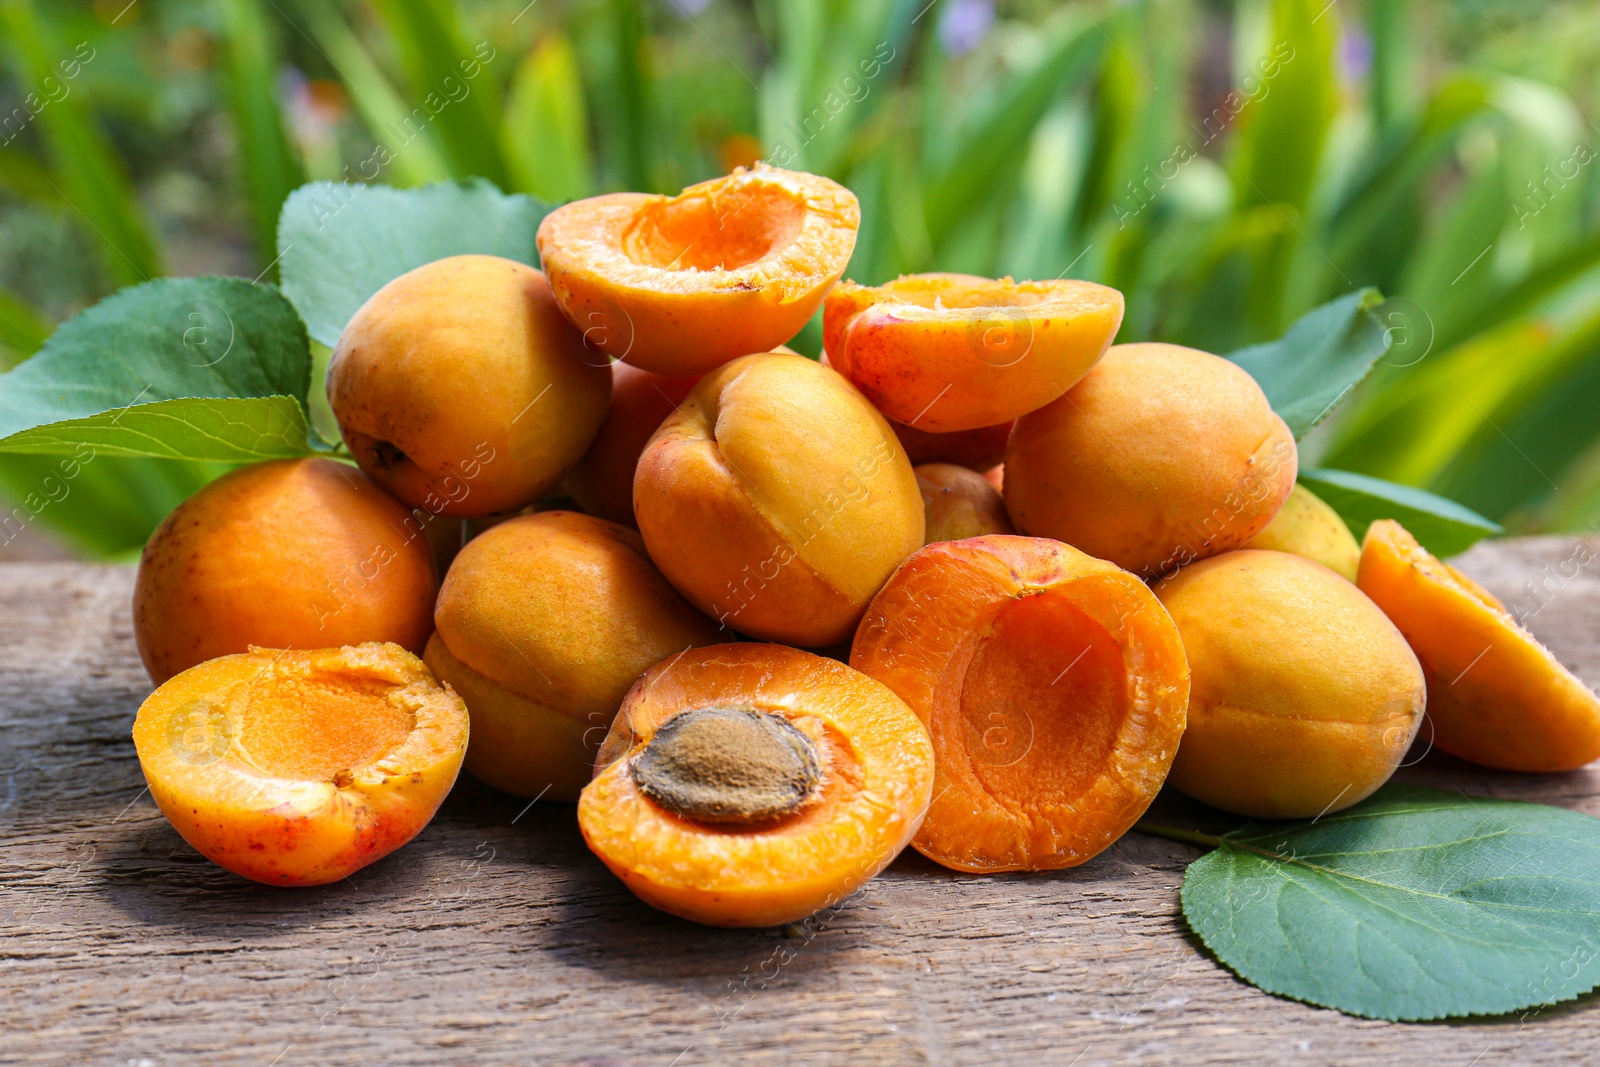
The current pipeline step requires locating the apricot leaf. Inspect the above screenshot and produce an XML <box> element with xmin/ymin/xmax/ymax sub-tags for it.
<box><xmin>1179</xmin><ymin>785</ymin><xmax>1600</xmax><ymax>1021</ymax></box>
<box><xmin>0</xmin><ymin>277</ymin><xmax>319</xmax><ymax>462</ymax></box>
<box><xmin>277</xmin><ymin>179</ymin><xmax>554</xmax><ymax>348</ymax></box>
<box><xmin>1226</xmin><ymin>288</ymin><xmax>1388</xmax><ymax>437</ymax></box>
<box><xmin>1298</xmin><ymin>467</ymin><xmax>1501</xmax><ymax>557</ymax></box>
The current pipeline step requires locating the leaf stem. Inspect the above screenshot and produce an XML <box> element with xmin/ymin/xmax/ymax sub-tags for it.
<box><xmin>1132</xmin><ymin>821</ymin><xmax>1223</xmax><ymax>850</ymax></box>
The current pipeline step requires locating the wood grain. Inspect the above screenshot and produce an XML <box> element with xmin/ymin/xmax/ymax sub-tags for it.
<box><xmin>5</xmin><ymin>539</ymin><xmax>1600</xmax><ymax>1066</ymax></box>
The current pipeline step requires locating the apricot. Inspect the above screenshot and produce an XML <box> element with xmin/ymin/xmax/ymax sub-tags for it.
<box><xmin>538</xmin><ymin>165</ymin><xmax>859</xmax><ymax>376</ymax></box>
<box><xmin>1242</xmin><ymin>482</ymin><xmax>1360</xmax><ymax>580</ymax></box>
<box><xmin>892</xmin><ymin>417</ymin><xmax>1014</xmax><ymax>471</ymax></box>
<box><xmin>579</xmin><ymin>643</ymin><xmax>934</xmax><ymax>927</ymax></box>
<box><xmin>916</xmin><ymin>463</ymin><xmax>1013</xmax><ymax>544</ymax></box>
<box><xmin>823</xmin><ymin>273</ymin><xmax>1124</xmax><ymax>433</ymax></box>
<box><xmin>327</xmin><ymin>254</ymin><xmax>611</xmax><ymax>517</ymax></box>
<box><xmin>565</xmin><ymin>361</ymin><xmax>699</xmax><ymax>525</ymax></box>
<box><xmin>635</xmin><ymin>352</ymin><xmax>923</xmax><ymax>646</ymax></box>
<box><xmin>850</xmin><ymin>535</ymin><xmax>1189</xmax><ymax>872</ymax></box>
<box><xmin>426</xmin><ymin>510</ymin><xmax>721</xmax><ymax>800</ymax></box>
<box><xmin>1005</xmin><ymin>342</ymin><xmax>1297</xmax><ymax>579</ymax></box>
<box><xmin>134</xmin><ymin>458</ymin><xmax>437</xmax><ymax>685</ymax></box>
<box><xmin>1155</xmin><ymin>550</ymin><xmax>1425</xmax><ymax>819</ymax></box>
<box><xmin>1357</xmin><ymin>520</ymin><xmax>1600</xmax><ymax>771</ymax></box>
<box><xmin>132</xmin><ymin>643</ymin><xmax>468</xmax><ymax>886</ymax></box>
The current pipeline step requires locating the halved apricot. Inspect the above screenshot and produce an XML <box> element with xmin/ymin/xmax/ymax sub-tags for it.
<box><xmin>1357</xmin><ymin>520</ymin><xmax>1600</xmax><ymax>771</ymax></box>
<box><xmin>132</xmin><ymin>643</ymin><xmax>468</xmax><ymax>886</ymax></box>
<box><xmin>578</xmin><ymin>643</ymin><xmax>934</xmax><ymax>927</ymax></box>
<box><xmin>823</xmin><ymin>273</ymin><xmax>1124</xmax><ymax>433</ymax></box>
<box><xmin>916</xmin><ymin>463</ymin><xmax>1013</xmax><ymax>544</ymax></box>
<box><xmin>892</xmin><ymin>416</ymin><xmax>1014</xmax><ymax>471</ymax></box>
<box><xmin>538</xmin><ymin>165</ymin><xmax>859</xmax><ymax>376</ymax></box>
<box><xmin>850</xmin><ymin>535</ymin><xmax>1189</xmax><ymax>872</ymax></box>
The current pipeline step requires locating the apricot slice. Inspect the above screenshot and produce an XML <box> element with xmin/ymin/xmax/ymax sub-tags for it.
<box><xmin>1357</xmin><ymin>520</ymin><xmax>1600</xmax><ymax>771</ymax></box>
<box><xmin>850</xmin><ymin>535</ymin><xmax>1189</xmax><ymax>872</ymax></box>
<box><xmin>134</xmin><ymin>458</ymin><xmax>437</xmax><ymax>685</ymax></box>
<box><xmin>916</xmin><ymin>463</ymin><xmax>1013</xmax><ymax>544</ymax></box>
<box><xmin>132</xmin><ymin>643</ymin><xmax>468</xmax><ymax>886</ymax></box>
<box><xmin>1006</xmin><ymin>342</ymin><xmax>1297</xmax><ymax>579</ymax></box>
<box><xmin>635</xmin><ymin>352</ymin><xmax>923</xmax><ymax>646</ymax></box>
<box><xmin>427</xmin><ymin>510</ymin><xmax>721</xmax><ymax>800</ymax></box>
<box><xmin>1243</xmin><ymin>482</ymin><xmax>1360</xmax><ymax>581</ymax></box>
<box><xmin>579</xmin><ymin>643</ymin><xmax>934</xmax><ymax>927</ymax></box>
<box><xmin>1156</xmin><ymin>550</ymin><xmax>1425</xmax><ymax>818</ymax></box>
<box><xmin>538</xmin><ymin>165</ymin><xmax>859</xmax><ymax>376</ymax></box>
<box><xmin>823</xmin><ymin>273</ymin><xmax>1124</xmax><ymax>433</ymax></box>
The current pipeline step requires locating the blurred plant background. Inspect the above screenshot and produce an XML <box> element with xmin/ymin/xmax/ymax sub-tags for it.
<box><xmin>1</xmin><ymin>0</ymin><xmax>1598</xmax><ymax>558</ymax></box>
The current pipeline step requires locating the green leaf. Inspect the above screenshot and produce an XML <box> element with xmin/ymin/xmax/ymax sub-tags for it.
<box><xmin>1179</xmin><ymin>785</ymin><xmax>1600</xmax><ymax>1021</ymax></box>
<box><xmin>0</xmin><ymin>276</ymin><xmax>315</xmax><ymax>461</ymax></box>
<box><xmin>1296</xmin><ymin>467</ymin><xmax>1501</xmax><ymax>557</ymax></box>
<box><xmin>1224</xmin><ymin>289</ymin><xmax>1387</xmax><ymax>438</ymax></box>
<box><xmin>276</xmin><ymin>179</ymin><xmax>554</xmax><ymax>349</ymax></box>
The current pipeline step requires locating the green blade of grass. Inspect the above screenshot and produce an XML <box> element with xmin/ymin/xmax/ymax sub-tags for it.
<box><xmin>218</xmin><ymin>0</ymin><xmax>305</xmax><ymax>269</ymax></box>
<box><xmin>0</xmin><ymin>284</ymin><xmax>50</xmax><ymax>365</ymax></box>
<box><xmin>502</xmin><ymin>33</ymin><xmax>594</xmax><ymax>202</ymax></box>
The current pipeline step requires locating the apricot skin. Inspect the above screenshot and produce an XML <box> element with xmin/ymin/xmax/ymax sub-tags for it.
<box><xmin>915</xmin><ymin>463</ymin><xmax>1014</xmax><ymax>544</ymax></box>
<box><xmin>1243</xmin><ymin>483</ymin><xmax>1360</xmax><ymax>580</ymax></box>
<box><xmin>892</xmin><ymin>417</ymin><xmax>1014</xmax><ymax>471</ymax></box>
<box><xmin>426</xmin><ymin>511</ymin><xmax>721</xmax><ymax>800</ymax></box>
<box><xmin>635</xmin><ymin>352</ymin><xmax>924</xmax><ymax>646</ymax></box>
<box><xmin>579</xmin><ymin>643</ymin><xmax>934</xmax><ymax>927</ymax></box>
<box><xmin>1006</xmin><ymin>342</ymin><xmax>1297</xmax><ymax>580</ymax></box>
<box><xmin>132</xmin><ymin>643</ymin><xmax>468</xmax><ymax>887</ymax></box>
<box><xmin>327</xmin><ymin>254</ymin><xmax>611</xmax><ymax>517</ymax></box>
<box><xmin>134</xmin><ymin>458</ymin><xmax>437</xmax><ymax>685</ymax></box>
<box><xmin>1357</xmin><ymin>520</ymin><xmax>1600</xmax><ymax>772</ymax></box>
<box><xmin>1155</xmin><ymin>550</ymin><xmax>1426</xmax><ymax>819</ymax></box>
<box><xmin>565</xmin><ymin>362</ymin><xmax>699</xmax><ymax>526</ymax></box>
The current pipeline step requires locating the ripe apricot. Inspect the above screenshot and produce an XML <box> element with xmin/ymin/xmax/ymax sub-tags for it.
<box><xmin>538</xmin><ymin>165</ymin><xmax>859</xmax><ymax>376</ymax></box>
<box><xmin>891</xmin><ymin>416</ymin><xmax>1014</xmax><ymax>471</ymax></box>
<box><xmin>565</xmin><ymin>361</ymin><xmax>699</xmax><ymax>525</ymax></box>
<box><xmin>134</xmin><ymin>458</ymin><xmax>436</xmax><ymax>685</ymax></box>
<box><xmin>635</xmin><ymin>352</ymin><xmax>923</xmax><ymax>646</ymax></box>
<box><xmin>850</xmin><ymin>535</ymin><xmax>1189</xmax><ymax>872</ymax></box>
<box><xmin>1243</xmin><ymin>482</ymin><xmax>1360</xmax><ymax>580</ymax></box>
<box><xmin>132</xmin><ymin>643</ymin><xmax>468</xmax><ymax>886</ymax></box>
<box><xmin>823</xmin><ymin>273</ymin><xmax>1124</xmax><ymax>433</ymax></box>
<box><xmin>1006</xmin><ymin>342</ymin><xmax>1297</xmax><ymax>579</ymax></box>
<box><xmin>579</xmin><ymin>643</ymin><xmax>934</xmax><ymax>927</ymax></box>
<box><xmin>1155</xmin><ymin>550</ymin><xmax>1425</xmax><ymax>819</ymax></box>
<box><xmin>916</xmin><ymin>463</ymin><xmax>1013</xmax><ymax>544</ymax></box>
<box><xmin>426</xmin><ymin>510</ymin><xmax>721</xmax><ymax>800</ymax></box>
<box><xmin>327</xmin><ymin>254</ymin><xmax>611</xmax><ymax>517</ymax></box>
<box><xmin>1357</xmin><ymin>520</ymin><xmax>1600</xmax><ymax>771</ymax></box>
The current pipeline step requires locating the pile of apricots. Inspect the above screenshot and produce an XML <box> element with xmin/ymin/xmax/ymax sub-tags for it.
<box><xmin>131</xmin><ymin>164</ymin><xmax>1600</xmax><ymax>926</ymax></box>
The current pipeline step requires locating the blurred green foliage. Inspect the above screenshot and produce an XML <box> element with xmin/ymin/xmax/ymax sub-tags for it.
<box><xmin>1</xmin><ymin>0</ymin><xmax>1599</xmax><ymax>557</ymax></box>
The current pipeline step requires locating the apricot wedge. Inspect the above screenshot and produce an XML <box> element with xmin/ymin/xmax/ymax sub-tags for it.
<box><xmin>133</xmin><ymin>643</ymin><xmax>468</xmax><ymax>886</ymax></box>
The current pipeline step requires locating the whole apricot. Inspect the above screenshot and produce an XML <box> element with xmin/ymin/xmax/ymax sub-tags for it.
<box><xmin>1155</xmin><ymin>550</ymin><xmax>1426</xmax><ymax>819</ymax></box>
<box><xmin>327</xmin><ymin>254</ymin><xmax>611</xmax><ymax>517</ymax></box>
<box><xmin>891</xmin><ymin>417</ymin><xmax>1014</xmax><ymax>471</ymax></box>
<box><xmin>426</xmin><ymin>510</ymin><xmax>721</xmax><ymax>800</ymax></box>
<box><xmin>579</xmin><ymin>643</ymin><xmax>934</xmax><ymax>927</ymax></box>
<box><xmin>565</xmin><ymin>361</ymin><xmax>699</xmax><ymax>525</ymax></box>
<box><xmin>635</xmin><ymin>352</ymin><xmax>924</xmax><ymax>646</ymax></box>
<box><xmin>916</xmin><ymin>463</ymin><xmax>1013</xmax><ymax>544</ymax></box>
<box><xmin>1358</xmin><ymin>520</ymin><xmax>1600</xmax><ymax>771</ymax></box>
<box><xmin>133</xmin><ymin>643</ymin><xmax>468</xmax><ymax>886</ymax></box>
<box><xmin>1243</xmin><ymin>483</ymin><xmax>1360</xmax><ymax>580</ymax></box>
<box><xmin>1005</xmin><ymin>342</ymin><xmax>1297</xmax><ymax>579</ymax></box>
<box><xmin>134</xmin><ymin>458</ymin><xmax>437</xmax><ymax>685</ymax></box>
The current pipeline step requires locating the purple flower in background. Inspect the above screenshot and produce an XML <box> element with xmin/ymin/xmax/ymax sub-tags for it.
<box><xmin>1340</xmin><ymin>27</ymin><xmax>1373</xmax><ymax>83</ymax></box>
<box><xmin>939</xmin><ymin>0</ymin><xmax>994</xmax><ymax>57</ymax></box>
<box><xmin>664</xmin><ymin>0</ymin><xmax>714</xmax><ymax>17</ymax></box>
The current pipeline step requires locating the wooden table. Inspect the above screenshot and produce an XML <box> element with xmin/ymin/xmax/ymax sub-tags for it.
<box><xmin>6</xmin><ymin>539</ymin><xmax>1600</xmax><ymax>1066</ymax></box>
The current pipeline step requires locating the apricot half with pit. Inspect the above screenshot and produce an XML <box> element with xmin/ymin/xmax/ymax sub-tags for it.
<box><xmin>823</xmin><ymin>273</ymin><xmax>1124</xmax><ymax>433</ymax></box>
<box><xmin>426</xmin><ymin>510</ymin><xmax>721</xmax><ymax>800</ymax></box>
<box><xmin>538</xmin><ymin>165</ymin><xmax>859</xmax><ymax>376</ymax></box>
<box><xmin>132</xmin><ymin>643</ymin><xmax>468</xmax><ymax>886</ymax></box>
<box><xmin>1357</xmin><ymin>520</ymin><xmax>1600</xmax><ymax>771</ymax></box>
<box><xmin>578</xmin><ymin>643</ymin><xmax>934</xmax><ymax>927</ymax></box>
<box><xmin>850</xmin><ymin>535</ymin><xmax>1190</xmax><ymax>872</ymax></box>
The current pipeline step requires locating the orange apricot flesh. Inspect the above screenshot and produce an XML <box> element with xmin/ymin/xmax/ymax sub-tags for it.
<box><xmin>579</xmin><ymin>643</ymin><xmax>934</xmax><ymax>927</ymax></box>
<box><xmin>850</xmin><ymin>535</ymin><xmax>1189</xmax><ymax>872</ymax></box>
<box><xmin>132</xmin><ymin>643</ymin><xmax>468</xmax><ymax>886</ymax></box>
<box><xmin>915</xmin><ymin>463</ymin><xmax>1013</xmax><ymax>544</ymax></box>
<box><xmin>538</xmin><ymin>165</ymin><xmax>859</xmax><ymax>376</ymax></box>
<box><xmin>1357</xmin><ymin>520</ymin><xmax>1600</xmax><ymax>771</ymax></box>
<box><xmin>823</xmin><ymin>273</ymin><xmax>1124</xmax><ymax>433</ymax></box>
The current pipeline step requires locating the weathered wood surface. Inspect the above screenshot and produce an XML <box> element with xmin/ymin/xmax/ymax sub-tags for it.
<box><xmin>6</xmin><ymin>539</ymin><xmax>1600</xmax><ymax>1066</ymax></box>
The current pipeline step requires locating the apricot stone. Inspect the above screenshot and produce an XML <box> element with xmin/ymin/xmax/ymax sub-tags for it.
<box><xmin>1155</xmin><ymin>550</ymin><xmax>1426</xmax><ymax>819</ymax></box>
<box><xmin>1243</xmin><ymin>483</ymin><xmax>1360</xmax><ymax>580</ymax></box>
<box><xmin>635</xmin><ymin>352</ymin><xmax>924</xmax><ymax>646</ymax></box>
<box><xmin>916</xmin><ymin>463</ymin><xmax>1013</xmax><ymax>544</ymax></box>
<box><xmin>1006</xmin><ymin>342</ymin><xmax>1297</xmax><ymax>579</ymax></box>
<box><xmin>426</xmin><ymin>510</ymin><xmax>721</xmax><ymax>800</ymax></box>
<box><xmin>134</xmin><ymin>458</ymin><xmax>437</xmax><ymax>685</ymax></box>
<box><xmin>327</xmin><ymin>254</ymin><xmax>611</xmax><ymax>517</ymax></box>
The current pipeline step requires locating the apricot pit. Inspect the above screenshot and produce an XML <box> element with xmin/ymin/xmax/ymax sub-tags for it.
<box><xmin>630</xmin><ymin>705</ymin><xmax>821</xmax><ymax>824</ymax></box>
